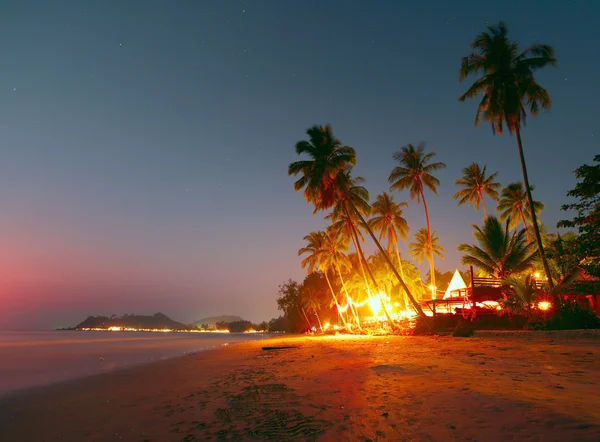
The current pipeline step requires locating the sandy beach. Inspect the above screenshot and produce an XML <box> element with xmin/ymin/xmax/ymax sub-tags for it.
<box><xmin>1</xmin><ymin>331</ymin><xmax>599</xmax><ymax>442</ymax></box>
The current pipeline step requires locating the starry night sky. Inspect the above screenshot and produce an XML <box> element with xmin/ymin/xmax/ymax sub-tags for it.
<box><xmin>1</xmin><ymin>1</ymin><xmax>598</xmax><ymax>329</ymax></box>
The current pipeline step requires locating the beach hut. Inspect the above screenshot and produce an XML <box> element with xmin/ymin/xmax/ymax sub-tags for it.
<box><xmin>443</xmin><ymin>269</ymin><xmax>467</xmax><ymax>299</ymax></box>
<box><xmin>558</xmin><ymin>267</ymin><xmax>600</xmax><ymax>315</ymax></box>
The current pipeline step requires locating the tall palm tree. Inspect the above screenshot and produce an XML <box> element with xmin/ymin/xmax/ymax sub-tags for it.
<box><xmin>496</xmin><ymin>182</ymin><xmax>544</xmax><ymax>243</ymax></box>
<box><xmin>459</xmin><ymin>22</ymin><xmax>557</xmax><ymax>287</ymax></box>
<box><xmin>457</xmin><ymin>216</ymin><xmax>539</xmax><ymax>278</ymax></box>
<box><xmin>290</xmin><ymin>125</ymin><xmax>428</xmax><ymax>321</ymax></box>
<box><xmin>369</xmin><ymin>192</ymin><xmax>411</xmax><ymax>305</ymax></box>
<box><xmin>454</xmin><ymin>162</ymin><xmax>500</xmax><ymax>217</ymax></box>
<box><xmin>389</xmin><ymin>143</ymin><xmax>446</xmax><ymax>292</ymax></box>
<box><xmin>409</xmin><ymin>228</ymin><xmax>445</xmax><ymax>298</ymax></box>
<box><xmin>298</xmin><ymin>231</ymin><xmax>350</xmax><ymax>328</ymax></box>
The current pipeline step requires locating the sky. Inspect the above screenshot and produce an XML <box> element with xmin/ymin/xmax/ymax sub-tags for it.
<box><xmin>1</xmin><ymin>1</ymin><xmax>598</xmax><ymax>330</ymax></box>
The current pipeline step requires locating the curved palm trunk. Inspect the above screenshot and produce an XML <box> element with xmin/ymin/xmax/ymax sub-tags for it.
<box><xmin>419</xmin><ymin>188</ymin><xmax>437</xmax><ymax>298</ymax></box>
<box><xmin>335</xmin><ymin>261</ymin><xmax>361</xmax><ymax>330</ymax></box>
<box><xmin>323</xmin><ymin>271</ymin><xmax>350</xmax><ymax>329</ymax></box>
<box><xmin>346</xmin><ymin>219</ymin><xmax>372</xmax><ymax>298</ymax></box>
<box><xmin>313</xmin><ymin>310</ymin><xmax>323</xmax><ymax>332</ymax></box>
<box><xmin>515</xmin><ymin>126</ymin><xmax>555</xmax><ymax>288</ymax></box>
<box><xmin>518</xmin><ymin>206</ymin><xmax>532</xmax><ymax>244</ymax></box>
<box><xmin>342</xmin><ymin>203</ymin><xmax>398</xmax><ymax>328</ymax></box>
<box><xmin>299</xmin><ymin>306</ymin><xmax>312</xmax><ymax>329</ymax></box>
<box><xmin>349</xmin><ymin>202</ymin><xmax>430</xmax><ymax>324</ymax></box>
<box><xmin>388</xmin><ymin>231</ymin><xmax>409</xmax><ymax>309</ymax></box>
<box><xmin>394</xmin><ymin>245</ymin><xmax>411</xmax><ymax>309</ymax></box>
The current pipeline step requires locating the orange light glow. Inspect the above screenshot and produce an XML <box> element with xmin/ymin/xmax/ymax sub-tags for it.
<box><xmin>538</xmin><ymin>301</ymin><xmax>551</xmax><ymax>311</ymax></box>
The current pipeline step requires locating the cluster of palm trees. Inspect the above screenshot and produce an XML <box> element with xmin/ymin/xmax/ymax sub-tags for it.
<box><xmin>287</xmin><ymin>22</ymin><xmax>559</xmax><ymax>328</ymax></box>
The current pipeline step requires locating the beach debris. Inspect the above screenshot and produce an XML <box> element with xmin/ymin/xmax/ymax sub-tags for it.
<box><xmin>261</xmin><ymin>346</ymin><xmax>299</xmax><ymax>351</ymax></box>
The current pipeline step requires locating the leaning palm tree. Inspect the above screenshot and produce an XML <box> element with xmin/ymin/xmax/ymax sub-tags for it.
<box><xmin>369</xmin><ymin>192</ymin><xmax>411</xmax><ymax>304</ymax></box>
<box><xmin>502</xmin><ymin>275</ymin><xmax>543</xmax><ymax>324</ymax></box>
<box><xmin>459</xmin><ymin>22</ymin><xmax>557</xmax><ymax>287</ymax></box>
<box><xmin>457</xmin><ymin>216</ymin><xmax>539</xmax><ymax>278</ymax></box>
<box><xmin>389</xmin><ymin>143</ymin><xmax>446</xmax><ymax>292</ymax></box>
<box><xmin>290</xmin><ymin>125</ymin><xmax>428</xmax><ymax>321</ymax></box>
<box><xmin>298</xmin><ymin>231</ymin><xmax>350</xmax><ymax>328</ymax></box>
<box><xmin>409</xmin><ymin>228</ymin><xmax>445</xmax><ymax>298</ymax></box>
<box><xmin>496</xmin><ymin>182</ymin><xmax>544</xmax><ymax>243</ymax></box>
<box><xmin>324</xmin><ymin>226</ymin><xmax>362</xmax><ymax>328</ymax></box>
<box><xmin>454</xmin><ymin>162</ymin><xmax>500</xmax><ymax>218</ymax></box>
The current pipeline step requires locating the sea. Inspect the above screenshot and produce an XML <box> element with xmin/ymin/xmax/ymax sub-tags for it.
<box><xmin>0</xmin><ymin>330</ymin><xmax>270</xmax><ymax>396</ymax></box>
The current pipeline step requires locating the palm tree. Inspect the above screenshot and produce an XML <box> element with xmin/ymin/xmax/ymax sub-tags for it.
<box><xmin>496</xmin><ymin>182</ymin><xmax>544</xmax><ymax>243</ymax></box>
<box><xmin>459</xmin><ymin>22</ymin><xmax>557</xmax><ymax>287</ymax></box>
<box><xmin>457</xmin><ymin>216</ymin><xmax>539</xmax><ymax>278</ymax></box>
<box><xmin>300</xmin><ymin>278</ymin><xmax>324</xmax><ymax>331</ymax></box>
<box><xmin>298</xmin><ymin>231</ymin><xmax>350</xmax><ymax>328</ymax></box>
<box><xmin>454</xmin><ymin>162</ymin><xmax>500</xmax><ymax>217</ymax></box>
<box><xmin>502</xmin><ymin>275</ymin><xmax>543</xmax><ymax>324</ymax></box>
<box><xmin>409</xmin><ymin>228</ymin><xmax>445</xmax><ymax>298</ymax></box>
<box><xmin>389</xmin><ymin>143</ymin><xmax>446</xmax><ymax>292</ymax></box>
<box><xmin>288</xmin><ymin>124</ymin><xmax>356</xmax><ymax>213</ymax></box>
<box><xmin>369</xmin><ymin>192</ymin><xmax>411</xmax><ymax>304</ymax></box>
<box><xmin>290</xmin><ymin>125</ymin><xmax>429</xmax><ymax>322</ymax></box>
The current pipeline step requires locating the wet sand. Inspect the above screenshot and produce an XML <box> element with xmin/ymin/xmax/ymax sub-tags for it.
<box><xmin>1</xmin><ymin>331</ymin><xmax>599</xmax><ymax>441</ymax></box>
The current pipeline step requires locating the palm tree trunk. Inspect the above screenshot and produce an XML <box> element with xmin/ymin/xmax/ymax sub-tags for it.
<box><xmin>323</xmin><ymin>270</ymin><xmax>350</xmax><ymax>329</ymax></box>
<box><xmin>348</xmin><ymin>221</ymin><xmax>372</xmax><ymax>298</ymax></box>
<box><xmin>518</xmin><ymin>207</ymin><xmax>532</xmax><ymax>244</ymax></box>
<box><xmin>419</xmin><ymin>188</ymin><xmax>436</xmax><ymax>298</ymax></box>
<box><xmin>300</xmin><ymin>306</ymin><xmax>312</xmax><ymax>329</ymax></box>
<box><xmin>389</xmin><ymin>233</ymin><xmax>409</xmax><ymax>308</ymax></box>
<box><xmin>314</xmin><ymin>311</ymin><xmax>323</xmax><ymax>332</ymax></box>
<box><xmin>335</xmin><ymin>261</ymin><xmax>361</xmax><ymax>330</ymax></box>
<box><xmin>349</xmin><ymin>202</ymin><xmax>430</xmax><ymax>323</ymax></box>
<box><xmin>394</xmin><ymin>244</ymin><xmax>410</xmax><ymax>309</ymax></box>
<box><xmin>479</xmin><ymin>191</ymin><xmax>488</xmax><ymax>218</ymax></box>
<box><xmin>342</xmin><ymin>202</ymin><xmax>399</xmax><ymax>328</ymax></box>
<box><xmin>515</xmin><ymin>125</ymin><xmax>555</xmax><ymax>288</ymax></box>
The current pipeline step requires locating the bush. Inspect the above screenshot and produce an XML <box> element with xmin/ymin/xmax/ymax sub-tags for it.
<box><xmin>544</xmin><ymin>302</ymin><xmax>600</xmax><ymax>330</ymax></box>
<box><xmin>453</xmin><ymin>320</ymin><xmax>475</xmax><ymax>337</ymax></box>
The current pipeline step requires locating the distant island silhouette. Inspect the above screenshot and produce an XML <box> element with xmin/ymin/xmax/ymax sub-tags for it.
<box><xmin>70</xmin><ymin>312</ymin><xmax>194</xmax><ymax>331</ymax></box>
<box><xmin>194</xmin><ymin>315</ymin><xmax>244</xmax><ymax>328</ymax></box>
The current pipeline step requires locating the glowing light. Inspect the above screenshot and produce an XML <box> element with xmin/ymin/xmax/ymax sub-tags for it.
<box><xmin>538</xmin><ymin>301</ymin><xmax>551</xmax><ymax>311</ymax></box>
<box><xmin>323</xmin><ymin>322</ymin><xmax>331</xmax><ymax>331</ymax></box>
<box><xmin>534</xmin><ymin>272</ymin><xmax>541</xmax><ymax>279</ymax></box>
<box><xmin>369</xmin><ymin>294</ymin><xmax>381</xmax><ymax>316</ymax></box>
<box><xmin>77</xmin><ymin>327</ymin><xmax>230</xmax><ymax>333</ymax></box>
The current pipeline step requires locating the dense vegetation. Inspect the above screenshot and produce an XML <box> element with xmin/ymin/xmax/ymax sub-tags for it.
<box><xmin>276</xmin><ymin>22</ymin><xmax>599</xmax><ymax>334</ymax></box>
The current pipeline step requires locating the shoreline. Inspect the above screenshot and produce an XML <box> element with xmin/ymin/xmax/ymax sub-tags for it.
<box><xmin>0</xmin><ymin>331</ymin><xmax>276</xmax><ymax>398</ymax></box>
<box><xmin>1</xmin><ymin>332</ymin><xmax>599</xmax><ymax>441</ymax></box>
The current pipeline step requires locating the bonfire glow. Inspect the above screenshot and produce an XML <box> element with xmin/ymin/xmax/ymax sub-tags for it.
<box><xmin>369</xmin><ymin>294</ymin><xmax>381</xmax><ymax>316</ymax></box>
<box><xmin>538</xmin><ymin>301</ymin><xmax>551</xmax><ymax>311</ymax></box>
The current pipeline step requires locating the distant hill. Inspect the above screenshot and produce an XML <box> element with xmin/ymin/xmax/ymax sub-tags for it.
<box><xmin>75</xmin><ymin>312</ymin><xmax>192</xmax><ymax>330</ymax></box>
<box><xmin>194</xmin><ymin>315</ymin><xmax>244</xmax><ymax>327</ymax></box>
